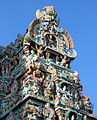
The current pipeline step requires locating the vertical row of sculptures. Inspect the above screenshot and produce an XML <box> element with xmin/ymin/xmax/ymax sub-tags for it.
<box><xmin>0</xmin><ymin>33</ymin><xmax>24</xmax><ymax>119</ymax></box>
<box><xmin>0</xmin><ymin>6</ymin><xmax>96</xmax><ymax>120</ymax></box>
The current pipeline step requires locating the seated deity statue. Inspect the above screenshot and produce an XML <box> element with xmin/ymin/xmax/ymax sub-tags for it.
<box><xmin>33</xmin><ymin>63</ymin><xmax>44</xmax><ymax>83</ymax></box>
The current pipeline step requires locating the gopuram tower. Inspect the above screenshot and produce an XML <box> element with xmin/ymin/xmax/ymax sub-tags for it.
<box><xmin>0</xmin><ymin>6</ymin><xmax>96</xmax><ymax>120</ymax></box>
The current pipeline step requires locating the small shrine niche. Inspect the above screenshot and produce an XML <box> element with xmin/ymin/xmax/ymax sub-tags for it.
<box><xmin>45</xmin><ymin>34</ymin><xmax>57</xmax><ymax>49</ymax></box>
<box><xmin>2</xmin><ymin>60</ymin><xmax>10</xmax><ymax>75</ymax></box>
<box><xmin>61</xmin><ymin>83</ymin><xmax>68</xmax><ymax>91</ymax></box>
<box><xmin>69</xmin><ymin>112</ymin><xmax>77</xmax><ymax>120</ymax></box>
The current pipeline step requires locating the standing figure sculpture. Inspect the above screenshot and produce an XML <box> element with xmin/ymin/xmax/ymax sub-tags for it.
<box><xmin>35</xmin><ymin>43</ymin><xmax>43</xmax><ymax>57</ymax></box>
<box><xmin>33</xmin><ymin>63</ymin><xmax>44</xmax><ymax>83</ymax></box>
<box><xmin>32</xmin><ymin>63</ymin><xmax>44</xmax><ymax>97</ymax></box>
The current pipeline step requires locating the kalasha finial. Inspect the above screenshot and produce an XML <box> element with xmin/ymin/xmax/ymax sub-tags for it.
<box><xmin>36</xmin><ymin>6</ymin><xmax>57</xmax><ymax>20</ymax></box>
<box><xmin>43</xmin><ymin>6</ymin><xmax>54</xmax><ymax>10</ymax></box>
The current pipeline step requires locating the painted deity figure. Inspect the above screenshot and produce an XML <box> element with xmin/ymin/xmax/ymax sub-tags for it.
<box><xmin>25</xmin><ymin>105</ymin><xmax>40</xmax><ymax>119</ymax></box>
<box><xmin>43</xmin><ymin>103</ymin><xmax>55</xmax><ymax>120</ymax></box>
<box><xmin>73</xmin><ymin>71</ymin><xmax>79</xmax><ymax>84</ymax></box>
<box><xmin>14</xmin><ymin>56</ymin><xmax>19</xmax><ymax>67</ymax></box>
<box><xmin>61</xmin><ymin>54</ymin><xmax>67</xmax><ymax>66</ymax></box>
<box><xmin>8</xmin><ymin>61</ymin><xmax>13</xmax><ymax>76</ymax></box>
<box><xmin>25</xmin><ymin>55</ymin><xmax>35</xmax><ymax>76</ymax></box>
<box><xmin>61</xmin><ymin>85</ymin><xmax>71</xmax><ymax>104</ymax></box>
<box><xmin>45</xmin><ymin>51</ymin><xmax>50</xmax><ymax>60</ymax></box>
<box><xmin>56</xmin><ymin>83</ymin><xmax>62</xmax><ymax>100</ymax></box>
<box><xmin>44</xmin><ymin>81</ymin><xmax>54</xmax><ymax>102</ymax></box>
<box><xmin>7</xmin><ymin>56</ymin><xmax>19</xmax><ymax>76</ymax></box>
<box><xmin>33</xmin><ymin>63</ymin><xmax>44</xmax><ymax>82</ymax></box>
<box><xmin>48</xmin><ymin>66</ymin><xmax>57</xmax><ymax>79</ymax></box>
<box><xmin>32</xmin><ymin>63</ymin><xmax>44</xmax><ymax>96</ymax></box>
<box><xmin>23</xmin><ymin>41</ymin><xmax>30</xmax><ymax>56</ymax></box>
<box><xmin>46</xmin><ymin>34</ymin><xmax>57</xmax><ymax>49</ymax></box>
<box><xmin>82</xmin><ymin>95</ymin><xmax>92</xmax><ymax>112</ymax></box>
<box><xmin>35</xmin><ymin>43</ymin><xmax>43</xmax><ymax>57</ymax></box>
<box><xmin>36</xmin><ymin>6</ymin><xmax>57</xmax><ymax>20</ymax></box>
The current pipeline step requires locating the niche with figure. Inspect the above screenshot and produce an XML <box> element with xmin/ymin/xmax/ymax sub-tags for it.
<box><xmin>68</xmin><ymin>112</ymin><xmax>77</xmax><ymax>120</ymax></box>
<box><xmin>45</xmin><ymin>34</ymin><xmax>57</xmax><ymax>49</ymax></box>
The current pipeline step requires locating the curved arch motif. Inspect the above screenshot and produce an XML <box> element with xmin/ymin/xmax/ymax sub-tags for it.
<box><xmin>66</xmin><ymin>49</ymin><xmax>77</xmax><ymax>58</ymax></box>
<box><xmin>28</xmin><ymin>19</ymin><xmax>40</xmax><ymax>34</ymax></box>
<box><xmin>42</xmin><ymin>32</ymin><xmax>58</xmax><ymax>48</ymax></box>
<box><xmin>32</xmin><ymin>24</ymin><xmax>44</xmax><ymax>35</ymax></box>
<box><xmin>58</xmin><ymin>34</ymin><xmax>69</xmax><ymax>50</ymax></box>
<box><xmin>63</xmin><ymin>29</ymin><xmax>74</xmax><ymax>49</ymax></box>
<box><xmin>24</xmin><ymin>7</ymin><xmax>77</xmax><ymax>58</ymax></box>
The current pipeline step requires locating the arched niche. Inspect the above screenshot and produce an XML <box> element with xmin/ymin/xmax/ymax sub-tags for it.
<box><xmin>43</xmin><ymin>33</ymin><xmax>57</xmax><ymax>49</ymax></box>
<box><xmin>68</xmin><ymin>112</ymin><xmax>77</xmax><ymax>120</ymax></box>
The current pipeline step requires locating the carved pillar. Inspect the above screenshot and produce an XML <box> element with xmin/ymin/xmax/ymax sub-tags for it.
<box><xmin>5</xmin><ymin>63</ymin><xmax>9</xmax><ymax>74</ymax></box>
<box><xmin>71</xmin><ymin>115</ymin><xmax>75</xmax><ymax>120</ymax></box>
<box><xmin>2</xmin><ymin>65</ymin><xmax>4</xmax><ymax>75</ymax></box>
<box><xmin>58</xmin><ymin>113</ymin><xmax>63</xmax><ymax>120</ymax></box>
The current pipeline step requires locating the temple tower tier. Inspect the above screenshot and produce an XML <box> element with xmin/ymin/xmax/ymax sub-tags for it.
<box><xmin>0</xmin><ymin>6</ymin><xmax>96</xmax><ymax>120</ymax></box>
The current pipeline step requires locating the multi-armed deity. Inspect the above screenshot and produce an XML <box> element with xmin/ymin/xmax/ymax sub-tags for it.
<box><xmin>0</xmin><ymin>6</ymin><xmax>96</xmax><ymax>120</ymax></box>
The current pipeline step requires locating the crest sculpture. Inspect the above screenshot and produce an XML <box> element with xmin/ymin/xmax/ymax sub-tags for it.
<box><xmin>0</xmin><ymin>6</ymin><xmax>96</xmax><ymax>120</ymax></box>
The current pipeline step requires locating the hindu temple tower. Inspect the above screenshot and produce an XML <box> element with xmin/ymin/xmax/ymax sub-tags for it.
<box><xmin>0</xmin><ymin>6</ymin><xmax>96</xmax><ymax>120</ymax></box>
